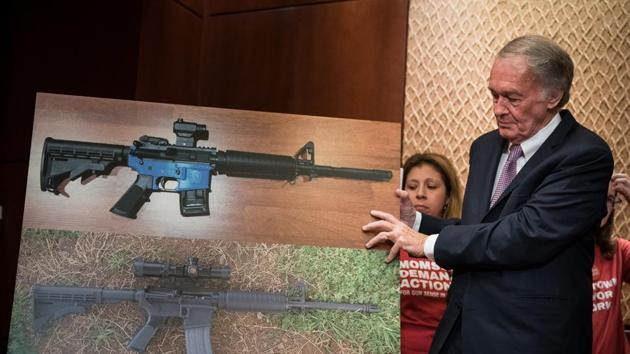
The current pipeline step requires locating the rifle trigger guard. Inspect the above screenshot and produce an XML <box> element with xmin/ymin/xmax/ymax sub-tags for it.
<box><xmin>157</xmin><ymin>177</ymin><xmax>178</xmax><ymax>192</ymax></box>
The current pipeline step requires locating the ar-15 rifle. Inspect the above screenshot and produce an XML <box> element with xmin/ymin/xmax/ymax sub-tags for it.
<box><xmin>40</xmin><ymin>119</ymin><xmax>393</xmax><ymax>219</ymax></box>
<box><xmin>32</xmin><ymin>284</ymin><xmax>379</xmax><ymax>354</ymax></box>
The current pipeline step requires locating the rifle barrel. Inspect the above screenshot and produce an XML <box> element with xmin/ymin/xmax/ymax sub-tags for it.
<box><xmin>305</xmin><ymin>165</ymin><xmax>392</xmax><ymax>181</ymax></box>
<box><xmin>290</xmin><ymin>300</ymin><xmax>380</xmax><ymax>313</ymax></box>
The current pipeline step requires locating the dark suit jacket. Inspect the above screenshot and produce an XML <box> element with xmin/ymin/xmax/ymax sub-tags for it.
<box><xmin>423</xmin><ymin>110</ymin><xmax>613</xmax><ymax>354</ymax></box>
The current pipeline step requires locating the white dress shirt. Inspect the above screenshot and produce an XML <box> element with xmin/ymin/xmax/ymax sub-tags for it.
<box><xmin>421</xmin><ymin>113</ymin><xmax>562</xmax><ymax>260</ymax></box>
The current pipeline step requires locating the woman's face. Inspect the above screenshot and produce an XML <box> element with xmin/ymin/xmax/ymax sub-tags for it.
<box><xmin>404</xmin><ymin>164</ymin><xmax>449</xmax><ymax>218</ymax></box>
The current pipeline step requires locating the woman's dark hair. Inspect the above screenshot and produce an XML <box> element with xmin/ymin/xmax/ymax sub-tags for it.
<box><xmin>595</xmin><ymin>209</ymin><xmax>616</xmax><ymax>260</ymax></box>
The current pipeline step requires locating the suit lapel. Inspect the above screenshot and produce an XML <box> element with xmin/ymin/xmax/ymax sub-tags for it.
<box><xmin>475</xmin><ymin>133</ymin><xmax>505</xmax><ymax>220</ymax></box>
<box><xmin>485</xmin><ymin>110</ymin><xmax>577</xmax><ymax>214</ymax></box>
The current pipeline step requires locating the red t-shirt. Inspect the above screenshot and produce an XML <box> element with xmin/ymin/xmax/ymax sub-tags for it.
<box><xmin>592</xmin><ymin>237</ymin><xmax>630</xmax><ymax>354</ymax></box>
<box><xmin>400</xmin><ymin>249</ymin><xmax>451</xmax><ymax>354</ymax></box>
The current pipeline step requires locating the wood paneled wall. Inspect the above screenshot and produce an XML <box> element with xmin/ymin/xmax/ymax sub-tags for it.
<box><xmin>135</xmin><ymin>0</ymin><xmax>203</xmax><ymax>105</ymax></box>
<box><xmin>136</xmin><ymin>0</ymin><xmax>409</xmax><ymax>122</ymax></box>
<box><xmin>2</xmin><ymin>1</ymin><xmax>409</xmax><ymax>349</ymax></box>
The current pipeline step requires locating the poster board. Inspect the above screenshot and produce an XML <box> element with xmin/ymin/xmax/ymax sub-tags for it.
<box><xmin>10</xmin><ymin>93</ymin><xmax>401</xmax><ymax>354</ymax></box>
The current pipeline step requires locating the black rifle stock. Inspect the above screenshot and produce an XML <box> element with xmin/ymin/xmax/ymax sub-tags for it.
<box><xmin>33</xmin><ymin>284</ymin><xmax>379</xmax><ymax>353</ymax></box>
<box><xmin>40</xmin><ymin>119</ymin><xmax>393</xmax><ymax>218</ymax></box>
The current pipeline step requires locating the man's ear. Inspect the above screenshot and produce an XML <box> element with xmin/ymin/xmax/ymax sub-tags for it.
<box><xmin>545</xmin><ymin>89</ymin><xmax>563</xmax><ymax>110</ymax></box>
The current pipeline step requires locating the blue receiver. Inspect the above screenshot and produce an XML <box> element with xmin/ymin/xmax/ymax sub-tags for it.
<box><xmin>127</xmin><ymin>154</ymin><xmax>213</xmax><ymax>192</ymax></box>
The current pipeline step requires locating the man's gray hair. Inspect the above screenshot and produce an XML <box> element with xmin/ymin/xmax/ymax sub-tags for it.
<box><xmin>498</xmin><ymin>35</ymin><xmax>574</xmax><ymax>108</ymax></box>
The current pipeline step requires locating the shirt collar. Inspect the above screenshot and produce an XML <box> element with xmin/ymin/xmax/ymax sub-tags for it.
<box><xmin>509</xmin><ymin>112</ymin><xmax>561</xmax><ymax>160</ymax></box>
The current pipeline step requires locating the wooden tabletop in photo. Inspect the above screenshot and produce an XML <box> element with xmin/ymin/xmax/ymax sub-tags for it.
<box><xmin>23</xmin><ymin>93</ymin><xmax>401</xmax><ymax>249</ymax></box>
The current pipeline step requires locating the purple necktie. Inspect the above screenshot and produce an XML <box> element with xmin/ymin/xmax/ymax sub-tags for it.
<box><xmin>490</xmin><ymin>144</ymin><xmax>523</xmax><ymax>207</ymax></box>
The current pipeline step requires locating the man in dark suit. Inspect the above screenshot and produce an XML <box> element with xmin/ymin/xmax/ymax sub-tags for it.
<box><xmin>364</xmin><ymin>35</ymin><xmax>613</xmax><ymax>353</ymax></box>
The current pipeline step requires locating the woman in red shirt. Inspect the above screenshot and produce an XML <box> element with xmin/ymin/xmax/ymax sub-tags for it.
<box><xmin>399</xmin><ymin>153</ymin><xmax>462</xmax><ymax>354</ymax></box>
<box><xmin>593</xmin><ymin>173</ymin><xmax>630</xmax><ymax>354</ymax></box>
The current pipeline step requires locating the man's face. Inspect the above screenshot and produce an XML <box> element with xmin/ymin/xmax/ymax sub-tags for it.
<box><xmin>488</xmin><ymin>55</ymin><xmax>559</xmax><ymax>144</ymax></box>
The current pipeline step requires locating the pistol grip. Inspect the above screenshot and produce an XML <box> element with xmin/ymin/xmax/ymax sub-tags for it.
<box><xmin>110</xmin><ymin>175</ymin><xmax>153</xmax><ymax>219</ymax></box>
<box><xmin>179</xmin><ymin>189</ymin><xmax>209</xmax><ymax>217</ymax></box>
<box><xmin>128</xmin><ymin>315</ymin><xmax>164</xmax><ymax>353</ymax></box>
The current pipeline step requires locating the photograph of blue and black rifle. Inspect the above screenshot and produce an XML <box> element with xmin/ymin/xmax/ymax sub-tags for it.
<box><xmin>32</xmin><ymin>284</ymin><xmax>379</xmax><ymax>354</ymax></box>
<box><xmin>40</xmin><ymin>119</ymin><xmax>392</xmax><ymax>219</ymax></box>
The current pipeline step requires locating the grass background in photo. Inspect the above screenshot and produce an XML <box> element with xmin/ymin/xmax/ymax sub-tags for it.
<box><xmin>8</xmin><ymin>288</ymin><xmax>35</xmax><ymax>354</ymax></box>
<box><xmin>277</xmin><ymin>246</ymin><xmax>400</xmax><ymax>354</ymax></box>
<box><xmin>9</xmin><ymin>229</ymin><xmax>400</xmax><ymax>353</ymax></box>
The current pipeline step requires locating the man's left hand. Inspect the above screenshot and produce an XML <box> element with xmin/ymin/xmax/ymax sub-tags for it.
<box><xmin>363</xmin><ymin>210</ymin><xmax>428</xmax><ymax>262</ymax></box>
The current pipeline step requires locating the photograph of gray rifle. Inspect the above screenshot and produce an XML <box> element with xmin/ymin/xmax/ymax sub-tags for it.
<box><xmin>32</xmin><ymin>284</ymin><xmax>379</xmax><ymax>354</ymax></box>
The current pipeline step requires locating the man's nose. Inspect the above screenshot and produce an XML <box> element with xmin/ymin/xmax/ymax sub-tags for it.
<box><xmin>494</xmin><ymin>96</ymin><xmax>509</xmax><ymax>115</ymax></box>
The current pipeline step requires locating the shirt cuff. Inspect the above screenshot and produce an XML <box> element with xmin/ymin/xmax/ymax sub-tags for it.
<box><xmin>424</xmin><ymin>234</ymin><xmax>439</xmax><ymax>261</ymax></box>
<box><xmin>413</xmin><ymin>211</ymin><xmax>422</xmax><ymax>230</ymax></box>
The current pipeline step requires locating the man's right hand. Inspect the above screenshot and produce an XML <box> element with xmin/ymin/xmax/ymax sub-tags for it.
<box><xmin>363</xmin><ymin>210</ymin><xmax>428</xmax><ymax>262</ymax></box>
<box><xmin>397</xmin><ymin>188</ymin><xmax>417</xmax><ymax>228</ymax></box>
